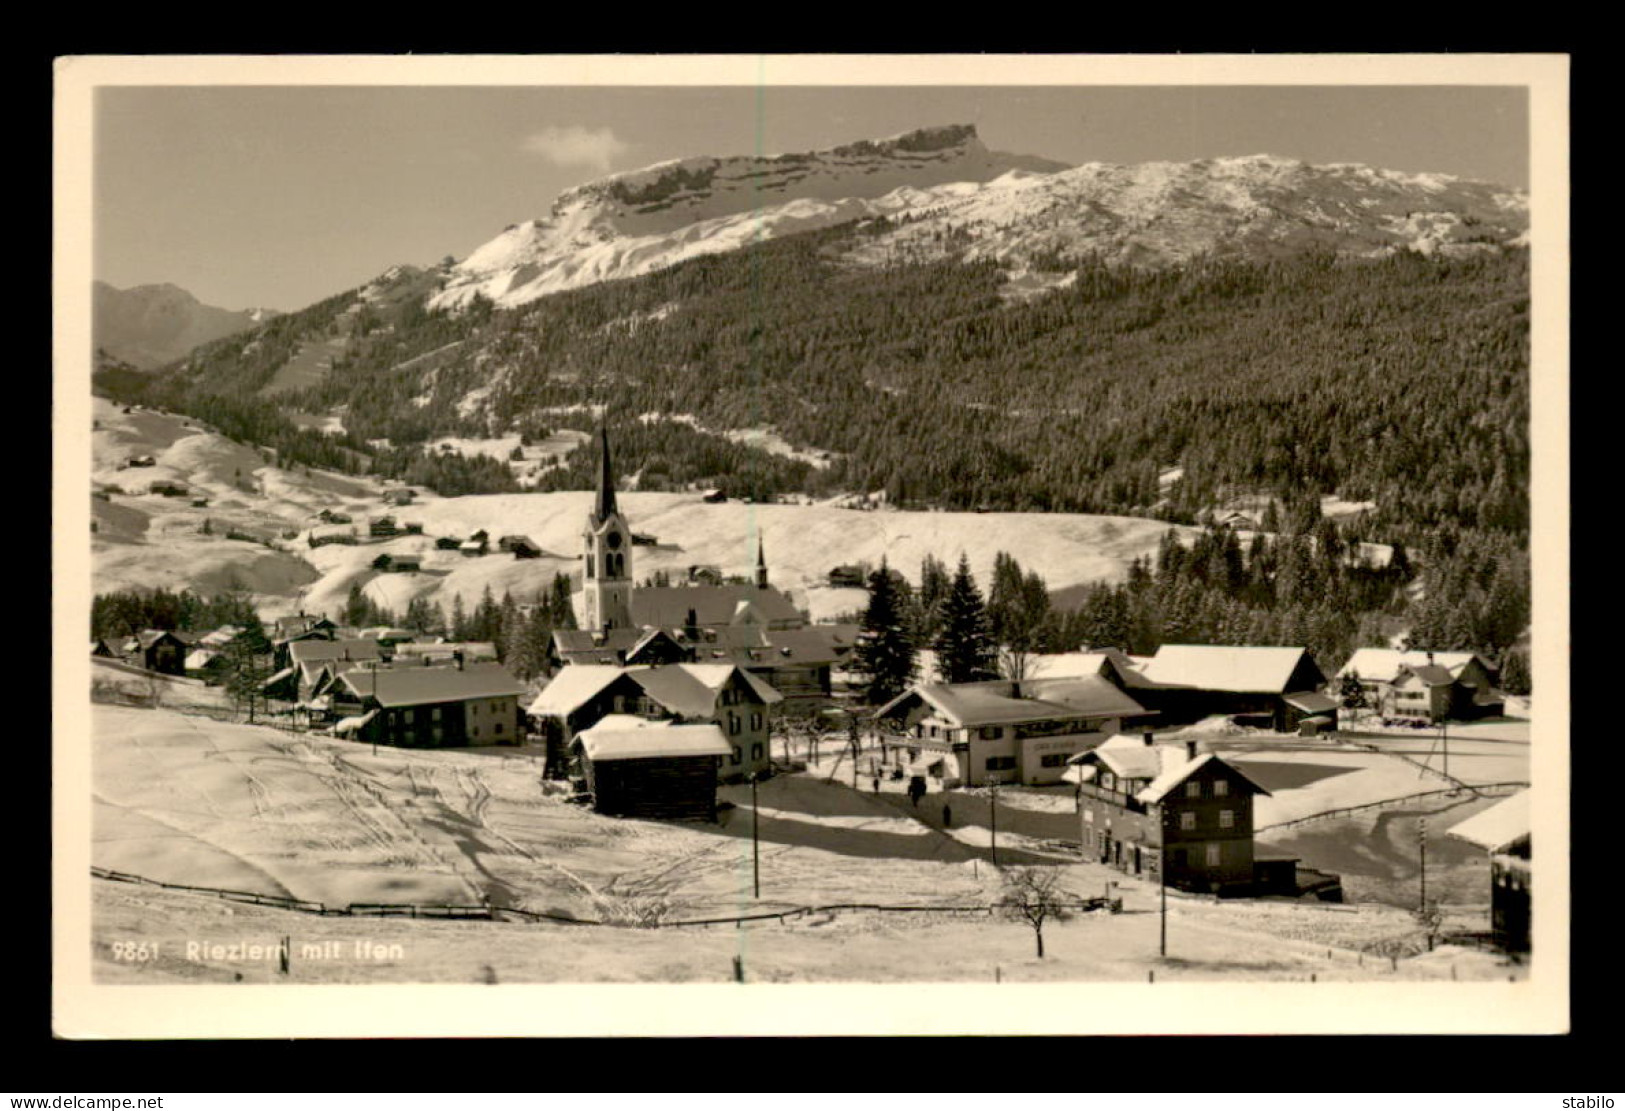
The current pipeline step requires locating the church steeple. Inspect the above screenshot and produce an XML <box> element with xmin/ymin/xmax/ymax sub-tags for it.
<box><xmin>582</xmin><ymin>425</ymin><xmax>633</xmax><ymax>634</ymax></box>
<box><xmin>755</xmin><ymin>534</ymin><xmax>768</xmax><ymax>589</ymax></box>
<box><xmin>592</xmin><ymin>424</ymin><xmax>618</xmax><ymax>526</ymax></box>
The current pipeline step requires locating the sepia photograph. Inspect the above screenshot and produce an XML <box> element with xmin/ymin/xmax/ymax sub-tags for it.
<box><xmin>52</xmin><ymin>54</ymin><xmax>1569</xmax><ymax>1038</ymax></box>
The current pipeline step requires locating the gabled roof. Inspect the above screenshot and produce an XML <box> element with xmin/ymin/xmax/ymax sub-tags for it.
<box><xmin>874</xmin><ymin>676</ymin><xmax>1147</xmax><ymax>728</ymax></box>
<box><xmin>1447</xmin><ymin>790</ymin><xmax>1530</xmax><ymax>853</ymax></box>
<box><xmin>676</xmin><ymin>663</ymin><xmax>784</xmax><ymax>705</ymax></box>
<box><xmin>1394</xmin><ymin>664</ymin><xmax>1457</xmax><ymax>687</ymax></box>
<box><xmin>631</xmin><ymin>585</ymin><xmax>802</xmax><ymax>629</ymax></box>
<box><xmin>528</xmin><ymin>665</ymin><xmax>634</xmax><ymax>717</ymax></box>
<box><xmin>289</xmin><ymin>638</ymin><xmax>383</xmax><ymax>667</ymax></box>
<box><xmin>1137</xmin><ymin>752</ymin><xmax>1271</xmax><ymax>804</ymax></box>
<box><xmin>137</xmin><ymin>628</ymin><xmax>187</xmax><ymax>649</ymax></box>
<box><xmin>1283</xmin><ymin>691</ymin><xmax>1339</xmax><ymax>714</ymax></box>
<box><xmin>339</xmin><ymin>663</ymin><xmax>525</xmax><ymax>708</ymax></box>
<box><xmin>1141</xmin><ymin>644</ymin><xmax>1322</xmax><ymax>694</ymax></box>
<box><xmin>392</xmin><ymin>641</ymin><xmax>499</xmax><ymax>662</ymax></box>
<box><xmin>1336</xmin><ymin>649</ymin><xmax>1488</xmax><ymax>684</ymax></box>
<box><xmin>576</xmin><ymin>720</ymin><xmax>731</xmax><ymax>762</ymax></box>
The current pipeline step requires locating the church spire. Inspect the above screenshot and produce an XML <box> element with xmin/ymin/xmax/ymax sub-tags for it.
<box><xmin>592</xmin><ymin>424</ymin><xmax>618</xmax><ymax>525</ymax></box>
<box><xmin>756</xmin><ymin>533</ymin><xmax>768</xmax><ymax>588</ymax></box>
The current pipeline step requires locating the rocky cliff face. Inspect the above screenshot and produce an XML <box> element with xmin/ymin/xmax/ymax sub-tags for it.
<box><xmin>430</xmin><ymin>124</ymin><xmax>1526</xmax><ymax>311</ymax></box>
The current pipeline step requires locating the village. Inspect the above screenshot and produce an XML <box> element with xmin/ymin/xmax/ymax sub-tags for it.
<box><xmin>88</xmin><ymin>422</ymin><xmax>1533</xmax><ymax>984</ymax></box>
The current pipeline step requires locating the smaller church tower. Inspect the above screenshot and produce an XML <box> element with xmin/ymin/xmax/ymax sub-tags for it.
<box><xmin>582</xmin><ymin>426</ymin><xmax>634</xmax><ymax>634</ymax></box>
<box><xmin>755</xmin><ymin>534</ymin><xmax>769</xmax><ymax>589</ymax></box>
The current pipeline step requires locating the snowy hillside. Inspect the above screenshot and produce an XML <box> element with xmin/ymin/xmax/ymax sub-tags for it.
<box><xmin>431</xmin><ymin>124</ymin><xmax>1527</xmax><ymax>310</ymax></box>
<box><xmin>89</xmin><ymin>397</ymin><xmax>1206</xmax><ymax>623</ymax></box>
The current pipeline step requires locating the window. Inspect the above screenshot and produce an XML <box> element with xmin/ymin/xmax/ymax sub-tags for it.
<box><xmin>985</xmin><ymin>756</ymin><xmax>1016</xmax><ymax>771</ymax></box>
<box><xmin>495</xmin><ymin>723</ymin><xmax>504</xmax><ymax>736</ymax></box>
<box><xmin>1041</xmin><ymin>753</ymin><xmax>1070</xmax><ymax>768</ymax></box>
<box><xmin>1185</xmin><ymin>781</ymin><xmax>1202</xmax><ymax>799</ymax></box>
<box><xmin>1206</xmin><ymin>843</ymin><xmax>1222</xmax><ymax>867</ymax></box>
<box><xmin>729</xmin><ymin>714</ymin><xmax>740</xmax><ymax>736</ymax></box>
<box><xmin>1180</xmin><ymin>811</ymin><xmax>1196</xmax><ymax>831</ymax></box>
<box><xmin>432</xmin><ymin>707</ymin><xmax>442</xmax><ymax>722</ymax></box>
<box><xmin>1083</xmin><ymin>808</ymin><xmax>1094</xmax><ymax>824</ymax></box>
<box><xmin>472</xmin><ymin>703</ymin><xmax>481</xmax><ymax>716</ymax></box>
<box><xmin>1101</xmin><ymin>771</ymin><xmax>1115</xmax><ymax>791</ymax></box>
<box><xmin>1214</xmin><ymin>780</ymin><xmax>1229</xmax><ymax>797</ymax></box>
<box><xmin>751</xmin><ymin>743</ymin><xmax>763</xmax><ymax>760</ymax></box>
<box><xmin>979</xmin><ymin>726</ymin><xmax>1001</xmax><ymax>740</ymax></box>
<box><xmin>730</xmin><ymin>747</ymin><xmax>742</xmax><ymax>766</ymax></box>
<box><xmin>751</xmin><ymin>712</ymin><xmax>762</xmax><ymax>730</ymax></box>
<box><xmin>1219</xmin><ymin>810</ymin><xmax>1234</xmax><ymax>829</ymax></box>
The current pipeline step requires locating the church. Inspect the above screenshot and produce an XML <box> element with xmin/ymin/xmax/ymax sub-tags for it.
<box><xmin>554</xmin><ymin>428</ymin><xmax>858</xmax><ymax>700</ymax></box>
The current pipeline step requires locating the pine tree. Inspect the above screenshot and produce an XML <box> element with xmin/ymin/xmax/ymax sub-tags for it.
<box><xmin>343</xmin><ymin>583</ymin><xmax>370</xmax><ymax>628</ymax></box>
<box><xmin>855</xmin><ymin>558</ymin><xmax>917</xmax><ymax>705</ymax></box>
<box><xmin>934</xmin><ymin>553</ymin><xmax>998</xmax><ymax>684</ymax></box>
<box><xmin>450</xmin><ymin>592</ymin><xmax>470</xmax><ymax>642</ymax></box>
<box><xmin>223</xmin><ymin>636</ymin><xmax>273</xmax><ymax>724</ymax></box>
<box><xmin>548</xmin><ymin>573</ymin><xmax>578</xmax><ymax>631</ymax></box>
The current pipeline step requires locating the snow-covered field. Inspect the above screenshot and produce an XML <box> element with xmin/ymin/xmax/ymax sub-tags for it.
<box><xmin>88</xmin><ymin>705</ymin><xmax>1523</xmax><ymax>984</ymax></box>
<box><xmin>89</xmin><ymin>397</ymin><xmax>1210</xmax><ymax>622</ymax></box>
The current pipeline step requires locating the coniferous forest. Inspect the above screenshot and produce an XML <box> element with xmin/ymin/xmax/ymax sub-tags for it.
<box><xmin>94</xmin><ymin>218</ymin><xmax>1531</xmax><ymax>673</ymax></box>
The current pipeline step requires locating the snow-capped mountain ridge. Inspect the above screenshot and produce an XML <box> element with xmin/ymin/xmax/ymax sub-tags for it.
<box><xmin>430</xmin><ymin>125</ymin><xmax>1528</xmax><ymax>311</ymax></box>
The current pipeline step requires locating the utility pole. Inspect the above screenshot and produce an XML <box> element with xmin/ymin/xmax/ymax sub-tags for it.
<box><xmin>750</xmin><ymin>772</ymin><xmax>761</xmax><ymax>899</ymax></box>
<box><xmin>1441</xmin><ymin>722</ymin><xmax>1449</xmax><ymax>782</ymax></box>
<box><xmin>989</xmin><ymin>778</ymin><xmax>999</xmax><ymax>869</ymax></box>
<box><xmin>1419</xmin><ymin>816</ymin><xmax>1428</xmax><ymax>910</ymax></box>
<box><xmin>1159</xmin><ymin>807</ymin><xmax>1170</xmax><ymax>958</ymax></box>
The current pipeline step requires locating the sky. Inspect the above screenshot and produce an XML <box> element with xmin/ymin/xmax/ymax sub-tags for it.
<box><xmin>93</xmin><ymin>84</ymin><xmax>1529</xmax><ymax>312</ymax></box>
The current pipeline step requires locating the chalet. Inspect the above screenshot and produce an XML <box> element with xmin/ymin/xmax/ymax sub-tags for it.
<box><xmin>701</xmin><ymin>488</ymin><xmax>726</xmax><ymax>503</ymax></box>
<box><xmin>1067</xmin><ymin>733</ymin><xmax>1273</xmax><ymax>895</ymax></box>
<box><xmin>528</xmin><ymin>662</ymin><xmax>783</xmax><ymax>782</ymax></box>
<box><xmin>331</xmin><ymin>662</ymin><xmax>526</xmax><ymax>748</ymax></box>
<box><xmin>1137</xmin><ymin>645</ymin><xmax>1328</xmax><ymax>732</ymax></box>
<box><xmin>369</xmin><ymin>516</ymin><xmax>401</xmax><ymax>539</ymax></box>
<box><xmin>316</xmin><ymin>508</ymin><xmax>353</xmax><ymax>525</ymax></box>
<box><xmin>91</xmin><ymin>638</ymin><xmax>116</xmax><ymax>658</ymax></box>
<box><xmin>150</xmin><ymin>481</ymin><xmax>189</xmax><ymax>497</ymax></box>
<box><xmin>1448</xmin><ymin>790</ymin><xmax>1530</xmax><ymax>954</ymax></box>
<box><xmin>127</xmin><ymin>455</ymin><xmax>157</xmax><ymax>468</ymax></box>
<box><xmin>1283</xmin><ymin>691</ymin><xmax>1340</xmax><ymax>735</ymax></box>
<box><xmin>827</xmin><ymin>565</ymin><xmax>866</xmax><ymax>588</ymax></box>
<box><xmin>262</xmin><ymin>667</ymin><xmax>300</xmax><ymax>703</ymax></box>
<box><xmin>553</xmin><ymin>627</ymin><xmax>692</xmax><ymax>668</ymax></box>
<box><xmin>190</xmin><ymin>496</ymin><xmax>210</xmax><ymax>509</ymax></box>
<box><xmin>571</xmin><ymin>717</ymin><xmax>732</xmax><ymax>820</ymax></box>
<box><xmin>459</xmin><ymin>530</ymin><xmax>490</xmax><ymax>557</ymax></box>
<box><xmin>134</xmin><ymin>629</ymin><xmax>188</xmax><ymax>676</ymax></box>
<box><xmin>271</xmin><ymin>615</ymin><xmax>339</xmax><ymax>668</ymax></box>
<box><xmin>288</xmin><ymin>638</ymin><xmax>384</xmax><ymax>701</ymax></box>
<box><xmin>382</xmin><ymin>488</ymin><xmax>416</xmax><ymax>506</ymax></box>
<box><xmin>873</xmin><ymin>676</ymin><xmax>1150</xmax><ymax>787</ymax></box>
<box><xmin>498</xmin><ymin>535</ymin><xmax>543</xmax><ymax>559</ymax></box>
<box><xmin>1337</xmin><ymin>649</ymin><xmax>1504</xmax><ymax>721</ymax></box>
<box><xmin>435</xmin><ymin>536</ymin><xmax>464</xmax><ymax>551</ymax></box>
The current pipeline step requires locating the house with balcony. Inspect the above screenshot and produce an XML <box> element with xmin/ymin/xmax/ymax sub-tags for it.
<box><xmin>1335</xmin><ymin>649</ymin><xmax>1503</xmax><ymax>720</ymax></box>
<box><xmin>1067</xmin><ymin>733</ymin><xmax>1272</xmax><ymax>895</ymax></box>
<box><xmin>872</xmin><ymin>676</ymin><xmax>1151</xmax><ymax>787</ymax></box>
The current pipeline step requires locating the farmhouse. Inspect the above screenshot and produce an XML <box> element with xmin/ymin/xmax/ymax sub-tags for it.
<box><xmin>1137</xmin><ymin>644</ymin><xmax>1328</xmax><ymax>732</ymax></box>
<box><xmin>873</xmin><ymin>676</ymin><xmax>1150</xmax><ymax>787</ymax></box>
<box><xmin>459</xmin><ymin>530</ymin><xmax>490</xmax><ymax>557</ymax></box>
<box><xmin>392</xmin><ymin>641</ymin><xmax>500</xmax><ymax>667</ymax></box>
<box><xmin>382</xmin><ymin>488</ymin><xmax>416</xmax><ymax>506</ymax></box>
<box><xmin>288</xmin><ymin>638</ymin><xmax>384</xmax><ymax>701</ymax></box>
<box><xmin>1335</xmin><ymin>648</ymin><xmax>1502</xmax><ymax>720</ymax></box>
<box><xmin>331</xmin><ymin>662</ymin><xmax>526</xmax><ymax>748</ymax></box>
<box><xmin>1067</xmin><ymin>733</ymin><xmax>1274</xmax><ymax>895</ymax></box>
<box><xmin>498</xmin><ymin>534</ymin><xmax>544</xmax><ymax>559</ymax></box>
<box><xmin>1448</xmin><ymin>790</ymin><xmax>1530</xmax><ymax>953</ymax></box>
<box><xmin>133</xmin><ymin>629</ymin><xmax>189</xmax><ymax>676</ymax></box>
<box><xmin>183</xmin><ymin>647</ymin><xmax>232</xmax><ymax>685</ymax></box>
<box><xmin>370</xmin><ymin>553</ymin><xmax>421</xmax><ymax>573</ymax></box>
<box><xmin>571</xmin><ymin>717</ymin><xmax>732</xmax><ymax>820</ymax></box>
<box><xmin>528</xmin><ymin>661</ymin><xmax>783</xmax><ymax>782</ymax></box>
<box><xmin>369</xmin><ymin>516</ymin><xmax>402</xmax><ymax>539</ymax></box>
<box><xmin>91</xmin><ymin>638</ymin><xmax>117</xmax><ymax>658</ymax></box>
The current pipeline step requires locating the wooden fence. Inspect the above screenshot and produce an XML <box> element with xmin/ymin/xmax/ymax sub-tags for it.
<box><xmin>91</xmin><ymin>866</ymin><xmax>1119</xmax><ymax>930</ymax></box>
<box><xmin>1255</xmin><ymin>780</ymin><xmax>1528</xmax><ymax>835</ymax></box>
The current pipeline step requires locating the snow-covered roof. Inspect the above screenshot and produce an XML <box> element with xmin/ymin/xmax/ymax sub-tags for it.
<box><xmin>261</xmin><ymin>666</ymin><xmax>296</xmax><ymax>688</ymax></box>
<box><xmin>333</xmin><ymin>709</ymin><xmax>378</xmax><ymax>734</ymax></box>
<box><xmin>1141</xmin><ymin>644</ymin><xmax>1321</xmax><ymax>694</ymax></box>
<box><xmin>528</xmin><ymin>665</ymin><xmax>629</xmax><ymax>717</ymax></box>
<box><xmin>184</xmin><ymin>649</ymin><xmax>220</xmax><ymax>670</ymax></box>
<box><xmin>1283</xmin><ymin>691</ymin><xmax>1339</xmax><ymax>713</ymax></box>
<box><xmin>340</xmin><ymin>663</ymin><xmax>524</xmax><ymax>708</ymax></box>
<box><xmin>875</xmin><ymin>676</ymin><xmax>1147</xmax><ymax>728</ymax></box>
<box><xmin>1447</xmin><ymin>791</ymin><xmax>1530</xmax><ymax>853</ymax></box>
<box><xmin>1337</xmin><ymin>649</ymin><xmax>1486</xmax><ymax>684</ymax></box>
<box><xmin>576</xmin><ymin>720</ymin><xmax>732</xmax><ymax>762</ymax></box>
<box><xmin>288</xmin><ymin>638</ymin><xmax>382</xmax><ymax>666</ymax></box>
<box><xmin>1137</xmin><ymin>752</ymin><xmax>1270</xmax><ymax>804</ymax></box>
<box><xmin>1394</xmin><ymin>664</ymin><xmax>1457</xmax><ymax>687</ymax></box>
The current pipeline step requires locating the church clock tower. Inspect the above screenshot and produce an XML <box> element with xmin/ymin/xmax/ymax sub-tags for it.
<box><xmin>582</xmin><ymin>426</ymin><xmax>634</xmax><ymax>634</ymax></box>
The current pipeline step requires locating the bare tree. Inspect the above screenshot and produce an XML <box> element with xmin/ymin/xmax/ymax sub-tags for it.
<box><xmin>998</xmin><ymin>643</ymin><xmax>1034</xmax><ymax>683</ymax></box>
<box><xmin>999</xmin><ymin>866</ymin><xmax>1074</xmax><ymax>959</ymax></box>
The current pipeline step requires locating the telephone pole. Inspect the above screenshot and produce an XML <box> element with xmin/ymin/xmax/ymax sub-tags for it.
<box><xmin>750</xmin><ymin>772</ymin><xmax>761</xmax><ymax>899</ymax></box>
<box><xmin>1419</xmin><ymin>816</ymin><xmax>1428</xmax><ymax>910</ymax></box>
<box><xmin>989</xmin><ymin>778</ymin><xmax>999</xmax><ymax>869</ymax></box>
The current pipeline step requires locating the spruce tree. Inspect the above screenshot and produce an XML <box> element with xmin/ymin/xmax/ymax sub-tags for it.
<box><xmin>855</xmin><ymin>558</ymin><xmax>917</xmax><ymax>705</ymax></box>
<box><xmin>934</xmin><ymin>554</ymin><xmax>998</xmax><ymax>684</ymax></box>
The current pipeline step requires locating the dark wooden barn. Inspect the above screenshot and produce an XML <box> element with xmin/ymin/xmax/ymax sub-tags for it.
<box><xmin>572</xmin><ymin>719</ymin><xmax>732</xmax><ymax>820</ymax></box>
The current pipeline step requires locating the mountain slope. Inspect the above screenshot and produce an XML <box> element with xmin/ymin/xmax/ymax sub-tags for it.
<box><xmin>432</xmin><ymin>125</ymin><xmax>1526</xmax><ymax>310</ymax></box>
<box><xmin>94</xmin><ymin>281</ymin><xmax>280</xmax><ymax>370</ymax></box>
